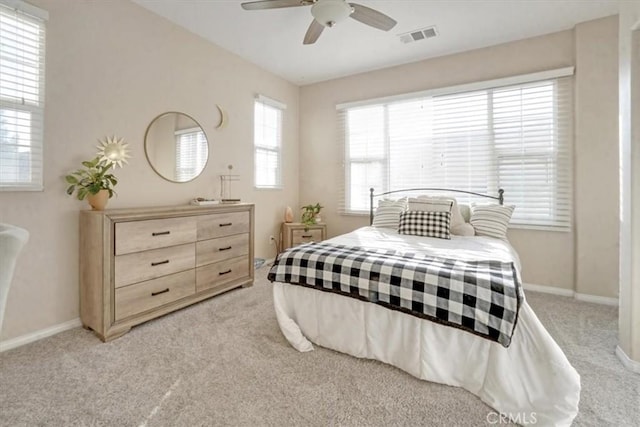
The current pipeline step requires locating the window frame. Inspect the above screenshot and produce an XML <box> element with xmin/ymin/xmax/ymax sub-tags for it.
<box><xmin>0</xmin><ymin>0</ymin><xmax>48</xmax><ymax>192</ymax></box>
<box><xmin>253</xmin><ymin>95</ymin><xmax>285</xmax><ymax>190</ymax></box>
<box><xmin>338</xmin><ymin>69</ymin><xmax>573</xmax><ymax>231</ymax></box>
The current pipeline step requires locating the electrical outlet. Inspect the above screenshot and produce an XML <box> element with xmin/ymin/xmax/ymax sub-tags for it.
<box><xmin>269</xmin><ymin>235</ymin><xmax>275</xmax><ymax>244</ymax></box>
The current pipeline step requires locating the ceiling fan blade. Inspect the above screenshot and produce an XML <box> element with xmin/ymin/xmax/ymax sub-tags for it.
<box><xmin>348</xmin><ymin>3</ymin><xmax>397</xmax><ymax>31</ymax></box>
<box><xmin>241</xmin><ymin>0</ymin><xmax>312</xmax><ymax>11</ymax></box>
<box><xmin>303</xmin><ymin>19</ymin><xmax>324</xmax><ymax>45</ymax></box>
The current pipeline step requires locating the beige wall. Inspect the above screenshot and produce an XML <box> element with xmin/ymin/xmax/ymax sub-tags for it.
<box><xmin>618</xmin><ymin>2</ymin><xmax>640</xmax><ymax>364</ymax></box>
<box><xmin>574</xmin><ymin>16</ymin><xmax>620</xmax><ymax>298</ymax></box>
<box><xmin>0</xmin><ymin>0</ymin><xmax>299</xmax><ymax>341</ymax></box>
<box><xmin>300</xmin><ymin>20</ymin><xmax>619</xmax><ymax>295</ymax></box>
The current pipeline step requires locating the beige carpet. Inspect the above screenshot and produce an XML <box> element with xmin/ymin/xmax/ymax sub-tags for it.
<box><xmin>0</xmin><ymin>266</ymin><xmax>638</xmax><ymax>426</ymax></box>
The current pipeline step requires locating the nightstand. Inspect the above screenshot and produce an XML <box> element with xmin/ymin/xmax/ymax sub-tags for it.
<box><xmin>281</xmin><ymin>222</ymin><xmax>327</xmax><ymax>251</ymax></box>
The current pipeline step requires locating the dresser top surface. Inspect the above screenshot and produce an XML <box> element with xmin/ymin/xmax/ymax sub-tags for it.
<box><xmin>81</xmin><ymin>203</ymin><xmax>254</xmax><ymax>220</ymax></box>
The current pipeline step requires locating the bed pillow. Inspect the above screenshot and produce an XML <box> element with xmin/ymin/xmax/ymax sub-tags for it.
<box><xmin>408</xmin><ymin>197</ymin><xmax>452</xmax><ymax>213</ymax></box>
<box><xmin>469</xmin><ymin>204</ymin><xmax>515</xmax><ymax>240</ymax></box>
<box><xmin>398</xmin><ymin>211</ymin><xmax>451</xmax><ymax>239</ymax></box>
<box><xmin>372</xmin><ymin>199</ymin><xmax>407</xmax><ymax>229</ymax></box>
<box><xmin>451</xmin><ymin>223</ymin><xmax>475</xmax><ymax>236</ymax></box>
<box><xmin>416</xmin><ymin>196</ymin><xmax>469</xmax><ymax>235</ymax></box>
<box><xmin>458</xmin><ymin>203</ymin><xmax>471</xmax><ymax>223</ymax></box>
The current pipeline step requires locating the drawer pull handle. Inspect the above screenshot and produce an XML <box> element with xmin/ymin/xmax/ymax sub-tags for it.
<box><xmin>151</xmin><ymin>288</ymin><xmax>170</xmax><ymax>296</ymax></box>
<box><xmin>302</xmin><ymin>235</ymin><xmax>313</xmax><ymax>238</ymax></box>
<box><xmin>219</xmin><ymin>223</ymin><xmax>233</xmax><ymax>227</ymax></box>
<box><xmin>219</xmin><ymin>246</ymin><xmax>232</xmax><ymax>251</ymax></box>
<box><xmin>152</xmin><ymin>231</ymin><xmax>171</xmax><ymax>236</ymax></box>
<box><xmin>151</xmin><ymin>260</ymin><xmax>170</xmax><ymax>266</ymax></box>
<box><xmin>219</xmin><ymin>269</ymin><xmax>232</xmax><ymax>276</ymax></box>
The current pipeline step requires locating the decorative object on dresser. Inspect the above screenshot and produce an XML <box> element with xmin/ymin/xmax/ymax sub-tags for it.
<box><xmin>64</xmin><ymin>137</ymin><xmax>130</xmax><ymax>211</ymax></box>
<box><xmin>80</xmin><ymin>204</ymin><xmax>254</xmax><ymax>341</ymax></box>
<box><xmin>220</xmin><ymin>164</ymin><xmax>240</xmax><ymax>203</ymax></box>
<box><xmin>281</xmin><ymin>222</ymin><xmax>326</xmax><ymax>251</ymax></box>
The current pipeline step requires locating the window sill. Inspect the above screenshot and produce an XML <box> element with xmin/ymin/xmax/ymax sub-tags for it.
<box><xmin>0</xmin><ymin>185</ymin><xmax>44</xmax><ymax>192</ymax></box>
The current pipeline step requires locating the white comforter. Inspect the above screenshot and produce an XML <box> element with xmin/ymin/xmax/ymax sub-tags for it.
<box><xmin>272</xmin><ymin>227</ymin><xmax>581</xmax><ymax>426</ymax></box>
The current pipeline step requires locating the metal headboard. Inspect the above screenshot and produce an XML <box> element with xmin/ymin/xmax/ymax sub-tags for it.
<box><xmin>369</xmin><ymin>187</ymin><xmax>504</xmax><ymax>225</ymax></box>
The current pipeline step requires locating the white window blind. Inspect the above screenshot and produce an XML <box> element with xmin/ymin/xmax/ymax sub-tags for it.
<box><xmin>339</xmin><ymin>75</ymin><xmax>573</xmax><ymax>230</ymax></box>
<box><xmin>175</xmin><ymin>128</ymin><xmax>207</xmax><ymax>182</ymax></box>
<box><xmin>254</xmin><ymin>97</ymin><xmax>283</xmax><ymax>189</ymax></box>
<box><xmin>0</xmin><ymin>0</ymin><xmax>46</xmax><ymax>191</ymax></box>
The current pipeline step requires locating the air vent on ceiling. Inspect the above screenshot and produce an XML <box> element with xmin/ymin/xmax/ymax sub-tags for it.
<box><xmin>399</xmin><ymin>26</ymin><xmax>438</xmax><ymax>44</ymax></box>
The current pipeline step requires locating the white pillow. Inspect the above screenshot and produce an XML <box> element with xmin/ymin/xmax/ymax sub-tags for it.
<box><xmin>372</xmin><ymin>199</ymin><xmax>407</xmax><ymax>229</ymax></box>
<box><xmin>452</xmin><ymin>223</ymin><xmax>475</xmax><ymax>236</ymax></box>
<box><xmin>470</xmin><ymin>204</ymin><xmax>515</xmax><ymax>240</ymax></box>
<box><xmin>416</xmin><ymin>196</ymin><xmax>468</xmax><ymax>235</ymax></box>
<box><xmin>408</xmin><ymin>197</ymin><xmax>452</xmax><ymax>213</ymax></box>
<box><xmin>458</xmin><ymin>204</ymin><xmax>471</xmax><ymax>223</ymax></box>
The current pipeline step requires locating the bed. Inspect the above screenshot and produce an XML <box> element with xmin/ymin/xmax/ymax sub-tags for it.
<box><xmin>269</xmin><ymin>189</ymin><xmax>581</xmax><ymax>426</ymax></box>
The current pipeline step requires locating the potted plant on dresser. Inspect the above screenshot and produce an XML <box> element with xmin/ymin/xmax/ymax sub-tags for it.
<box><xmin>64</xmin><ymin>136</ymin><xmax>130</xmax><ymax>210</ymax></box>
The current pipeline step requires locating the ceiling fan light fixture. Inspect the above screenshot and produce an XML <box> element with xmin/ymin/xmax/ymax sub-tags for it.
<box><xmin>311</xmin><ymin>0</ymin><xmax>353</xmax><ymax>28</ymax></box>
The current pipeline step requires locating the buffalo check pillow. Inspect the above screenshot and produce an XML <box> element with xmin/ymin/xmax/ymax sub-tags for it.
<box><xmin>470</xmin><ymin>204</ymin><xmax>515</xmax><ymax>240</ymax></box>
<box><xmin>398</xmin><ymin>211</ymin><xmax>451</xmax><ymax>239</ymax></box>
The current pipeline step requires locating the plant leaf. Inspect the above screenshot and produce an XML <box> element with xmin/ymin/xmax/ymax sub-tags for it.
<box><xmin>77</xmin><ymin>188</ymin><xmax>88</xmax><ymax>200</ymax></box>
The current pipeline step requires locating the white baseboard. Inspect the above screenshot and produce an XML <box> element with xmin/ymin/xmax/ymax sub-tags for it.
<box><xmin>616</xmin><ymin>345</ymin><xmax>640</xmax><ymax>373</ymax></box>
<box><xmin>523</xmin><ymin>283</ymin><xmax>575</xmax><ymax>297</ymax></box>
<box><xmin>523</xmin><ymin>283</ymin><xmax>619</xmax><ymax>306</ymax></box>
<box><xmin>0</xmin><ymin>318</ymin><xmax>82</xmax><ymax>353</ymax></box>
<box><xmin>575</xmin><ymin>293</ymin><xmax>619</xmax><ymax>306</ymax></box>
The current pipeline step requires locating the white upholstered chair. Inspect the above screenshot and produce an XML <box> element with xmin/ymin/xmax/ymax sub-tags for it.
<box><xmin>0</xmin><ymin>223</ymin><xmax>29</xmax><ymax>333</ymax></box>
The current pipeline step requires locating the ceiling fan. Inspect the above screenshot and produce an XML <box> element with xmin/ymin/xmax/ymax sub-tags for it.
<box><xmin>240</xmin><ymin>0</ymin><xmax>397</xmax><ymax>45</ymax></box>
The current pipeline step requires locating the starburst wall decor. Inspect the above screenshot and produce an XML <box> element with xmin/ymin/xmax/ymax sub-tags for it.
<box><xmin>96</xmin><ymin>136</ymin><xmax>131</xmax><ymax>168</ymax></box>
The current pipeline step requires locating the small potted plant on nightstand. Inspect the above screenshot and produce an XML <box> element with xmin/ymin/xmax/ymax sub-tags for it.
<box><xmin>301</xmin><ymin>203</ymin><xmax>323</xmax><ymax>229</ymax></box>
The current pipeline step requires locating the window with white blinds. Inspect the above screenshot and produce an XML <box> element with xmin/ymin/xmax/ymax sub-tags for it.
<box><xmin>339</xmin><ymin>74</ymin><xmax>573</xmax><ymax>230</ymax></box>
<box><xmin>175</xmin><ymin>128</ymin><xmax>207</xmax><ymax>182</ymax></box>
<box><xmin>254</xmin><ymin>97</ymin><xmax>283</xmax><ymax>189</ymax></box>
<box><xmin>0</xmin><ymin>1</ymin><xmax>47</xmax><ymax>191</ymax></box>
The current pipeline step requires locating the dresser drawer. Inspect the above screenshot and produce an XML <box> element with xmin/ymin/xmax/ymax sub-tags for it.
<box><xmin>198</xmin><ymin>212</ymin><xmax>250</xmax><ymax>240</ymax></box>
<box><xmin>115</xmin><ymin>270</ymin><xmax>195</xmax><ymax>321</ymax></box>
<box><xmin>196</xmin><ymin>256</ymin><xmax>249</xmax><ymax>292</ymax></box>
<box><xmin>114</xmin><ymin>243</ymin><xmax>195</xmax><ymax>288</ymax></box>
<box><xmin>292</xmin><ymin>229</ymin><xmax>323</xmax><ymax>245</ymax></box>
<box><xmin>196</xmin><ymin>233</ymin><xmax>249</xmax><ymax>267</ymax></box>
<box><xmin>115</xmin><ymin>217</ymin><xmax>197</xmax><ymax>255</ymax></box>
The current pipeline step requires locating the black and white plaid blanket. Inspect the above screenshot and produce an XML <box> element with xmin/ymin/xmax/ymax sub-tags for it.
<box><xmin>268</xmin><ymin>242</ymin><xmax>522</xmax><ymax>347</ymax></box>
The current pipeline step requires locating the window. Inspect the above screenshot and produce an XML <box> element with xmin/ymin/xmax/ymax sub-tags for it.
<box><xmin>339</xmin><ymin>71</ymin><xmax>573</xmax><ymax>230</ymax></box>
<box><xmin>175</xmin><ymin>128</ymin><xmax>207</xmax><ymax>182</ymax></box>
<box><xmin>254</xmin><ymin>95</ymin><xmax>284</xmax><ymax>189</ymax></box>
<box><xmin>0</xmin><ymin>0</ymin><xmax>47</xmax><ymax>191</ymax></box>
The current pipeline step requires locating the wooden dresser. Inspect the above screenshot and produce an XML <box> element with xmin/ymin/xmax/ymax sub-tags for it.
<box><xmin>281</xmin><ymin>222</ymin><xmax>327</xmax><ymax>251</ymax></box>
<box><xmin>80</xmin><ymin>204</ymin><xmax>254</xmax><ymax>341</ymax></box>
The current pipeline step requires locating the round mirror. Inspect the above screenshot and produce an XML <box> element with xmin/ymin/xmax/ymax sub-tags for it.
<box><xmin>144</xmin><ymin>112</ymin><xmax>209</xmax><ymax>182</ymax></box>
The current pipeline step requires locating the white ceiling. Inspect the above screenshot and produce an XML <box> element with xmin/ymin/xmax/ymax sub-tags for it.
<box><xmin>132</xmin><ymin>0</ymin><xmax>621</xmax><ymax>85</ymax></box>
